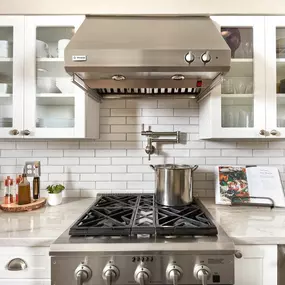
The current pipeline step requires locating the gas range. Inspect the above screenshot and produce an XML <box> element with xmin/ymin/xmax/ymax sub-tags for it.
<box><xmin>50</xmin><ymin>194</ymin><xmax>235</xmax><ymax>285</ymax></box>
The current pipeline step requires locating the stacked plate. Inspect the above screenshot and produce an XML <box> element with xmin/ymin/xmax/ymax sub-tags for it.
<box><xmin>36</xmin><ymin>118</ymin><xmax>74</xmax><ymax>128</ymax></box>
<box><xmin>0</xmin><ymin>41</ymin><xmax>13</xmax><ymax>58</ymax></box>
<box><xmin>0</xmin><ymin>118</ymin><xmax>12</xmax><ymax>127</ymax></box>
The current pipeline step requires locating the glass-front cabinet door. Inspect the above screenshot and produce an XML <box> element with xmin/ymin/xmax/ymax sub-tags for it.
<box><xmin>24</xmin><ymin>16</ymin><xmax>85</xmax><ymax>138</ymax></box>
<box><xmin>208</xmin><ymin>16</ymin><xmax>266</xmax><ymax>138</ymax></box>
<box><xmin>0</xmin><ymin>17</ymin><xmax>24</xmax><ymax>138</ymax></box>
<box><xmin>265</xmin><ymin>17</ymin><xmax>285</xmax><ymax>138</ymax></box>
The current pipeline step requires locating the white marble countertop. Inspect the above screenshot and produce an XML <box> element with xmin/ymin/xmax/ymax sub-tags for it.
<box><xmin>1</xmin><ymin>197</ymin><xmax>285</xmax><ymax>247</ymax></box>
<box><xmin>0</xmin><ymin>198</ymin><xmax>95</xmax><ymax>246</ymax></box>
<box><xmin>201</xmin><ymin>198</ymin><xmax>285</xmax><ymax>245</ymax></box>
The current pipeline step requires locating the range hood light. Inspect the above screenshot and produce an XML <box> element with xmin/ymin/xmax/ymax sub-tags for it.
<box><xmin>171</xmin><ymin>74</ymin><xmax>185</xmax><ymax>81</ymax></box>
<box><xmin>112</xmin><ymin>75</ymin><xmax>126</xmax><ymax>81</ymax></box>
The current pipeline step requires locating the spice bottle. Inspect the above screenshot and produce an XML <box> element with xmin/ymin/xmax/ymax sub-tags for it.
<box><xmin>9</xmin><ymin>178</ymin><xmax>14</xmax><ymax>203</ymax></box>
<box><xmin>18</xmin><ymin>173</ymin><xmax>31</xmax><ymax>205</ymax></box>
<box><xmin>3</xmin><ymin>178</ymin><xmax>9</xmax><ymax>204</ymax></box>
<box><xmin>33</xmin><ymin>166</ymin><xmax>40</xmax><ymax>200</ymax></box>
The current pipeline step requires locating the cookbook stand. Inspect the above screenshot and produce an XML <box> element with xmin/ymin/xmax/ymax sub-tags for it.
<box><xmin>230</xmin><ymin>196</ymin><xmax>275</xmax><ymax>209</ymax></box>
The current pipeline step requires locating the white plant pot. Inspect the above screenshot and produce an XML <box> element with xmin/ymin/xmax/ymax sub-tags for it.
<box><xmin>47</xmin><ymin>192</ymin><xmax>63</xmax><ymax>206</ymax></box>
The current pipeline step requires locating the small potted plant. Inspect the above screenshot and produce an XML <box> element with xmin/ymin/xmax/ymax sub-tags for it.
<box><xmin>46</xmin><ymin>184</ymin><xmax>65</xmax><ymax>206</ymax></box>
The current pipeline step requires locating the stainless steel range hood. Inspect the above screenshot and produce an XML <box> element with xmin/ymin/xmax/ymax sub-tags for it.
<box><xmin>65</xmin><ymin>16</ymin><xmax>231</xmax><ymax>102</ymax></box>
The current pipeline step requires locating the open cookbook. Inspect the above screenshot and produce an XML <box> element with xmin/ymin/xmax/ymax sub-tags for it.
<box><xmin>215</xmin><ymin>166</ymin><xmax>285</xmax><ymax>207</ymax></box>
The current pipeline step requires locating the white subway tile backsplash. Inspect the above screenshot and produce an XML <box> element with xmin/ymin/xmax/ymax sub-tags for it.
<box><xmin>2</xmin><ymin>150</ymin><xmax>32</xmax><ymax>157</ymax></box>
<box><xmin>64</xmin><ymin>150</ymin><xmax>94</xmax><ymax>157</ymax></box>
<box><xmin>49</xmin><ymin>157</ymin><xmax>79</xmax><ymax>165</ymax></box>
<box><xmin>65</xmin><ymin>165</ymin><xmax>96</xmax><ymax>173</ymax></box>
<box><xmin>80</xmin><ymin>157</ymin><xmax>111</xmax><ymax>165</ymax></box>
<box><xmin>112</xmin><ymin>157</ymin><xmax>142</xmax><ymax>165</ymax></box>
<box><xmin>101</xmin><ymin>117</ymin><xmax>126</xmax><ymax>125</ymax></box>
<box><xmin>222</xmin><ymin>149</ymin><xmax>252</xmax><ymax>157</ymax></box>
<box><xmin>1</xmin><ymin>99</ymin><xmax>285</xmax><ymax>197</ymax></box>
<box><xmin>96</xmin><ymin>150</ymin><xmax>126</xmax><ymax>157</ymax></box>
<box><xmin>237</xmin><ymin>157</ymin><xmax>269</xmax><ymax>165</ymax></box>
<box><xmin>112</xmin><ymin>173</ymin><xmax>142</xmax><ymax>181</ymax></box>
<box><xmin>253</xmin><ymin>149</ymin><xmax>283</xmax><ymax>157</ymax></box>
<box><xmin>111</xmin><ymin>109</ymin><xmax>140</xmax><ymax>117</ymax></box>
<box><xmin>97</xmin><ymin>165</ymin><xmax>127</xmax><ymax>173</ymax></box>
<box><xmin>96</xmin><ymin>181</ymin><xmax>126</xmax><ymax>190</ymax></box>
<box><xmin>33</xmin><ymin>150</ymin><xmax>63</xmax><ymax>157</ymax></box>
<box><xmin>158</xmin><ymin>117</ymin><xmax>189</xmax><ymax>125</ymax></box>
<box><xmin>126</xmin><ymin>99</ymin><xmax>158</xmax><ymax>109</ymax></box>
<box><xmin>17</xmin><ymin>141</ymin><xmax>47</xmax><ymax>149</ymax></box>
<box><xmin>142</xmin><ymin>109</ymin><xmax>173</xmax><ymax>117</ymax></box>
<box><xmin>81</xmin><ymin>173</ymin><xmax>111</xmax><ymax>181</ymax></box>
<box><xmin>158</xmin><ymin>99</ymin><xmax>189</xmax><ymax>109</ymax></box>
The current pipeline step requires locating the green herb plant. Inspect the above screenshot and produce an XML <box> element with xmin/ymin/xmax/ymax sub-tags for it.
<box><xmin>46</xmin><ymin>184</ymin><xmax>65</xmax><ymax>194</ymax></box>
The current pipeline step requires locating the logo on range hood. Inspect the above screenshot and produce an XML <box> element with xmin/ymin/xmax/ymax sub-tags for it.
<box><xmin>72</xmin><ymin>55</ymin><xmax>87</xmax><ymax>62</ymax></box>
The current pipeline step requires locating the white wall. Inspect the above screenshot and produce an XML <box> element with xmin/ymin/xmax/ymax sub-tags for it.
<box><xmin>0</xmin><ymin>98</ymin><xmax>284</xmax><ymax>198</ymax></box>
<box><xmin>1</xmin><ymin>0</ymin><xmax>285</xmax><ymax>15</ymax></box>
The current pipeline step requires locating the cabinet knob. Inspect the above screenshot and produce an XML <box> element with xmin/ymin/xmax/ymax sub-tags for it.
<box><xmin>270</xmin><ymin>129</ymin><xmax>278</xmax><ymax>136</ymax></box>
<box><xmin>10</xmin><ymin>129</ymin><xmax>19</xmax><ymax>136</ymax></box>
<box><xmin>22</xmin><ymin>130</ymin><xmax>31</xmax><ymax>136</ymax></box>
<box><xmin>6</xmin><ymin>258</ymin><xmax>28</xmax><ymax>271</ymax></box>
<box><xmin>234</xmin><ymin>250</ymin><xmax>243</xmax><ymax>259</ymax></box>
<box><xmin>259</xmin><ymin>129</ymin><xmax>266</xmax><ymax>136</ymax></box>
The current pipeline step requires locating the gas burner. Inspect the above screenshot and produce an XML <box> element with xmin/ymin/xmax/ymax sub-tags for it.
<box><xmin>69</xmin><ymin>194</ymin><xmax>217</xmax><ymax>237</ymax></box>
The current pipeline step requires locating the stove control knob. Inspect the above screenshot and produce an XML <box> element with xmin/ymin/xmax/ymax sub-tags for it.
<box><xmin>134</xmin><ymin>266</ymin><xmax>151</xmax><ymax>285</ymax></box>
<box><xmin>185</xmin><ymin>51</ymin><xmax>195</xmax><ymax>64</ymax></box>
<box><xmin>74</xmin><ymin>264</ymin><xmax>92</xmax><ymax>285</ymax></box>
<box><xmin>201</xmin><ymin>51</ymin><xmax>211</xmax><ymax>63</ymax></box>
<box><xmin>193</xmin><ymin>265</ymin><xmax>211</xmax><ymax>285</ymax></box>
<box><xmin>102</xmin><ymin>265</ymin><xmax>120</xmax><ymax>285</ymax></box>
<box><xmin>166</xmin><ymin>264</ymin><xmax>183</xmax><ymax>285</ymax></box>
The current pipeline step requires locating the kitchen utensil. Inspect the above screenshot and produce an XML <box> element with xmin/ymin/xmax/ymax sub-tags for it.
<box><xmin>234</xmin><ymin>80</ymin><xmax>246</xmax><ymax>94</ymax></box>
<box><xmin>150</xmin><ymin>164</ymin><xmax>198</xmax><ymax>206</ymax></box>
<box><xmin>57</xmin><ymin>39</ymin><xmax>70</xmax><ymax>58</ymax></box>
<box><xmin>36</xmin><ymin>40</ymin><xmax>50</xmax><ymax>58</ymax></box>
<box><xmin>221</xmin><ymin>28</ymin><xmax>241</xmax><ymax>58</ymax></box>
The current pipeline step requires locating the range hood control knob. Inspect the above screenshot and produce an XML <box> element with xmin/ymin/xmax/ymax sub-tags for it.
<box><xmin>193</xmin><ymin>265</ymin><xmax>211</xmax><ymax>285</ymax></box>
<box><xmin>201</xmin><ymin>51</ymin><xmax>211</xmax><ymax>63</ymax></box>
<box><xmin>74</xmin><ymin>264</ymin><xmax>92</xmax><ymax>285</ymax></box>
<box><xmin>166</xmin><ymin>264</ymin><xmax>183</xmax><ymax>285</ymax></box>
<box><xmin>185</xmin><ymin>51</ymin><xmax>195</xmax><ymax>63</ymax></box>
<box><xmin>102</xmin><ymin>265</ymin><xmax>120</xmax><ymax>285</ymax></box>
<box><xmin>134</xmin><ymin>267</ymin><xmax>151</xmax><ymax>285</ymax></box>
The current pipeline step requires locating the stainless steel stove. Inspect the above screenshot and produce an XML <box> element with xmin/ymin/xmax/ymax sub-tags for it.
<box><xmin>50</xmin><ymin>194</ymin><xmax>235</xmax><ymax>285</ymax></box>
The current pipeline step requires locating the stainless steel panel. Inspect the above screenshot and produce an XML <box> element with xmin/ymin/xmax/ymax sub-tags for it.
<box><xmin>51</xmin><ymin>253</ymin><xmax>234</xmax><ymax>285</ymax></box>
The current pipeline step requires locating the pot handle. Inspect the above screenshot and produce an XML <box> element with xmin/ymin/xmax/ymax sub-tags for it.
<box><xmin>192</xmin><ymin>165</ymin><xmax>198</xmax><ymax>172</ymax></box>
<box><xmin>150</xmin><ymin>165</ymin><xmax>155</xmax><ymax>171</ymax></box>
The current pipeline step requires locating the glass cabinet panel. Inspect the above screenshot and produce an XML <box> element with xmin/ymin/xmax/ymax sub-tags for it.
<box><xmin>221</xmin><ymin>27</ymin><xmax>254</xmax><ymax>128</ymax></box>
<box><xmin>276</xmin><ymin>28</ymin><xmax>285</xmax><ymax>127</ymax></box>
<box><xmin>0</xmin><ymin>27</ymin><xmax>13</xmax><ymax>128</ymax></box>
<box><xmin>35</xmin><ymin>26</ymin><xmax>76</xmax><ymax>129</ymax></box>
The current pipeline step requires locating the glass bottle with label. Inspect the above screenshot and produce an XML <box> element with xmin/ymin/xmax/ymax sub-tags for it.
<box><xmin>18</xmin><ymin>173</ymin><xmax>31</xmax><ymax>205</ymax></box>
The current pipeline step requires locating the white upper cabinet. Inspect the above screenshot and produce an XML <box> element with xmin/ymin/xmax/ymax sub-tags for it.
<box><xmin>0</xmin><ymin>17</ymin><xmax>24</xmax><ymax>138</ymax></box>
<box><xmin>0</xmin><ymin>15</ymin><xmax>99</xmax><ymax>139</ymax></box>
<box><xmin>265</xmin><ymin>16</ymin><xmax>285</xmax><ymax>138</ymax></box>
<box><xmin>200</xmin><ymin>16</ymin><xmax>266</xmax><ymax>139</ymax></box>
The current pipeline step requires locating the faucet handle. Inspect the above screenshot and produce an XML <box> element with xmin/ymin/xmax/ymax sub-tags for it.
<box><xmin>141</xmin><ymin>124</ymin><xmax>145</xmax><ymax>132</ymax></box>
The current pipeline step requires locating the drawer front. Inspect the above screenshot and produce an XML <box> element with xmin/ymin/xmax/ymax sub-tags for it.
<box><xmin>0</xmin><ymin>247</ymin><xmax>50</xmax><ymax>279</ymax></box>
<box><xmin>0</xmin><ymin>279</ymin><xmax>50</xmax><ymax>285</ymax></box>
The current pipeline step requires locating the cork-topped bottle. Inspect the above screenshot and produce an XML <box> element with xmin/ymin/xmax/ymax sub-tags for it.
<box><xmin>18</xmin><ymin>173</ymin><xmax>31</xmax><ymax>205</ymax></box>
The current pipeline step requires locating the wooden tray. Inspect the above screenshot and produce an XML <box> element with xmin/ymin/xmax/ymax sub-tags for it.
<box><xmin>0</xmin><ymin>198</ymin><xmax>46</xmax><ymax>212</ymax></box>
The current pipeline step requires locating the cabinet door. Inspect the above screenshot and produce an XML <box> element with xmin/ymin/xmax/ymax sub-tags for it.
<box><xmin>235</xmin><ymin>245</ymin><xmax>277</xmax><ymax>285</ymax></box>
<box><xmin>24</xmin><ymin>16</ymin><xmax>87</xmax><ymax>138</ymax></box>
<box><xmin>204</xmin><ymin>16</ymin><xmax>266</xmax><ymax>138</ymax></box>
<box><xmin>0</xmin><ymin>17</ymin><xmax>24</xmax><ymax>138</ymax></box>
<box><xmin>265</xmin><ymin>17</ymin><xmax>285</xmax><ymax>138</ymax></box>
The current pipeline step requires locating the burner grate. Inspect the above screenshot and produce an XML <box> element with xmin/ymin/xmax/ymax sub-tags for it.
<box><xmin>69</xmin><ymin>194</ymin><xmax>217</xmax><ymax>237</ymax></box>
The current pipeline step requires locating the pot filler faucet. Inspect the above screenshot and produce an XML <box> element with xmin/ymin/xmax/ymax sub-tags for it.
<box><xmin>141</xmin><ymin>124</ymin><xmax>180</xmax><ymax>161</ymax></box>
